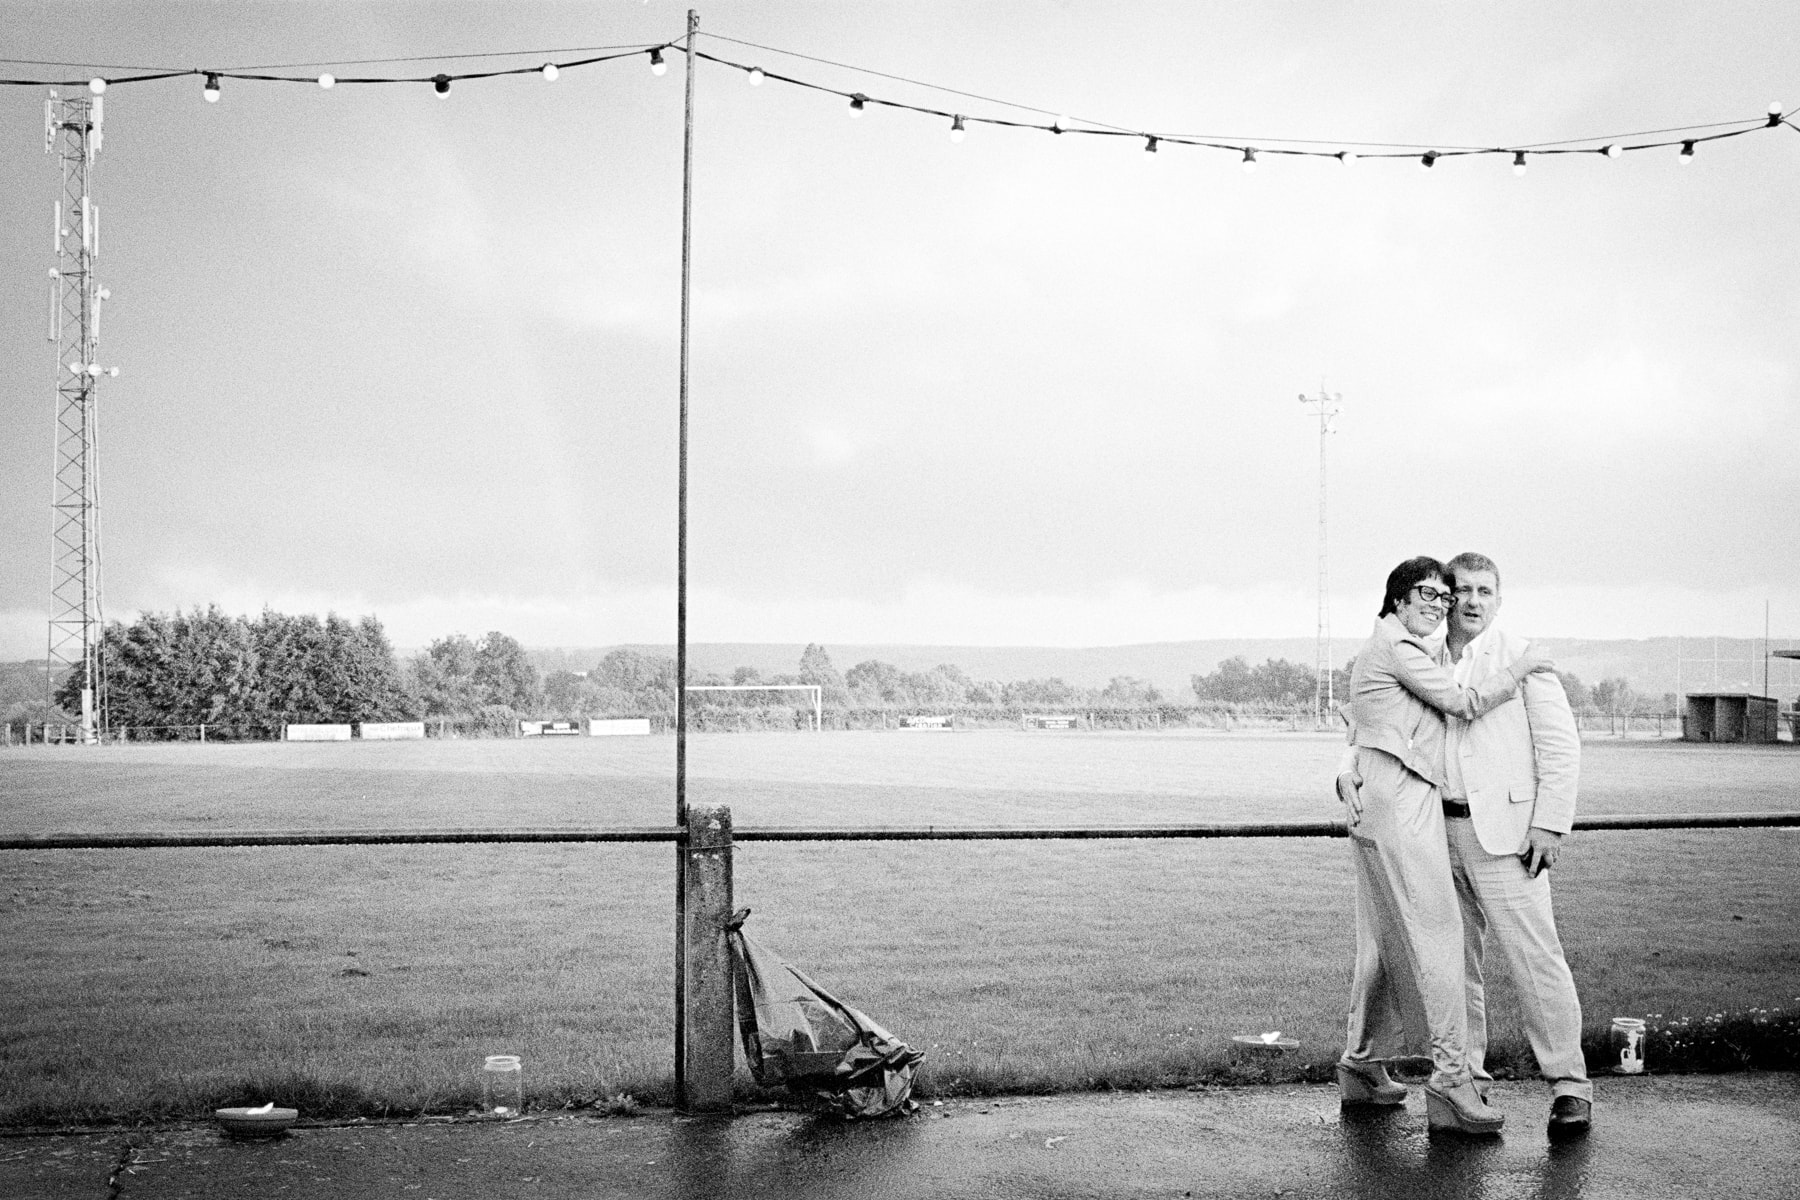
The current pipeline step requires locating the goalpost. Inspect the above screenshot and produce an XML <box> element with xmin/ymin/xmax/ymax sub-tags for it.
<box><xmin>682</xmin><ymin>684</ymin><xmax>823</xmax><ymax>732</ymax></box>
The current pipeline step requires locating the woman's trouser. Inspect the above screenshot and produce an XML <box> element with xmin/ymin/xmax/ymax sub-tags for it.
<box><xmin>1342</xmin><ymin>747</ymin><xmax>1471</xmax><ymax>1089</ymax></box>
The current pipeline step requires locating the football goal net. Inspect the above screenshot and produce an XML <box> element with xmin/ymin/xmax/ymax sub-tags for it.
<box><xmin>683</xmin><ymin>684</ymin><xmax>823</xmax><ymax>732</ymax></box>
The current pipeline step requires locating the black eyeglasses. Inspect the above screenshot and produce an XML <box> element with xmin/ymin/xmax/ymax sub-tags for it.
<box><xmin>1410</xmin><ymin>584</ymin><xmax>1453</xmax><ymax>606</ymax></box>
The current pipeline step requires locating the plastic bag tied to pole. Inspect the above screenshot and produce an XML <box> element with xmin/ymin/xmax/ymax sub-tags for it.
<box><xmin>726</xmin><ymin>908</ymin><xmax>925</xmax><ymax>1119</ymax></box>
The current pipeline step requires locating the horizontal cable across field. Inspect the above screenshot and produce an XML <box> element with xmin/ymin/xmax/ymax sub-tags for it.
<box><xmin>3</xmin><ymin>811</ymin><xmax>1798</xmax><ymax>850</ymax></box>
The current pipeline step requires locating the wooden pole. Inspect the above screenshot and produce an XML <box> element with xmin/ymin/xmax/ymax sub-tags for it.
<box><xmin>679</xmin><ymin>804</ymin><xmax>734</xmax><ymax>1112</ymax></box>
<box><xmin>673</xmin><ymin>6</ymin><xmax>699</xmax><ymax>1101</ymax></box>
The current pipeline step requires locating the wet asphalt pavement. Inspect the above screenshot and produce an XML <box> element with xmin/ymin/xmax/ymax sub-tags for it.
<box><xmin>4</xmin><ymin>1073</ymin><xmax>1796</xmax><ymax>1200</ymax></box>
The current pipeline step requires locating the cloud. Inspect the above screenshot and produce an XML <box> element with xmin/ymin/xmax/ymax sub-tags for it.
<box><xmin>6</xmin><ymin>571</ymin><xmax>1796</xmax><ymax>664</ymax></box>
<box><xmin>804</xmin><ymin>425</ymin><xmax>862</xmax><ymax>466</ymax></box>
<box><xmin>690</xmin><ymin>577</ymin><xmax>1319</xmax><ymax>646</ymax></box>
<box><xmin>1501</xmin><ymin>583</ymin><xmax>1800</xmax><ymax>641</ymax></box>
<box><xmin>314</xmin><ymin>148</ymin><xmax>498</xmax><ymax>285</ymax></box>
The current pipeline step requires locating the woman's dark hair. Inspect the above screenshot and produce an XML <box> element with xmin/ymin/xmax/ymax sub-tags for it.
<box><xmin>1380</xmin><ymin>556</ymin><xmax>1449</xmax><ymax>617</ymax></box>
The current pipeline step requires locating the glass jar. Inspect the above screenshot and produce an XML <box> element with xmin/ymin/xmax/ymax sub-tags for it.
<box><xmin>1609</xmin><ymin>1018</ymin><xmax>1646</xmax><ymax>1075</ymax></box>
<box><xmin>482</xmin><ymin>1055</ymin><xmax>523</xmax><ymax>1116</ymax></box>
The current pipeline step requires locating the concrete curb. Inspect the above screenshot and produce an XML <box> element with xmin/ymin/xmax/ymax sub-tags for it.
<box><xmin>3</xmin><ymin>1074</ymin><xmax>1796</xmax><ymax>1199</ymax></box>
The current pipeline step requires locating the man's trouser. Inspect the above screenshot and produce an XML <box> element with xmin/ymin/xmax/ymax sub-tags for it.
<box><xmin>1446</xmin><ymin>815</ymin><xmax>1592</xmax><ymax>1102</ymax></box>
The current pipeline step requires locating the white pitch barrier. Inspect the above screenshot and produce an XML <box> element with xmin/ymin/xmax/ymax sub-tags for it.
<box><xmin>521</xmin><ymin>720</ymin><xmax>582</xmax><ymax>737</ymax></box>
<box><xmin>589</xmin><ymin>718</ymin><xmax>651</xmax><ymax>737</ymax></box>
<box><xmin>359</xmin><ymin>721</ymin><xmax>425</xmax><ymax>741</ymax></box>
<box><xmin>285</xmin><ymin>723</ymin><xmax>352</xmax><ymax>742</ymax></box>
<box><xmin>1023</xmin><ymin>714</ymin><xmax>1082</xmax><ymax>730</ymax></box>
<box><xmin>898</xmin><ymin>714</ymin><xmax>954</xmax><ymax>730</ymax></box>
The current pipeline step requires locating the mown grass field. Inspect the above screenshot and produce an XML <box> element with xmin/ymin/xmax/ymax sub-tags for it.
<box><xmin>1</xmin><ymin>731</ymin><xmax>1796</xmax><ymax>1125</ymax></box>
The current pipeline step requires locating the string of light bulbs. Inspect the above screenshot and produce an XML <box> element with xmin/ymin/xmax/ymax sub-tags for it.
<box><xmin>0</xmin><ymin>41</ymin><xmax>680</xmax><ymax>98</ymax></box>
<box><xmin>5</xmin><ymin>31</ymin><xmax>1795</xmax><ymax>170</ymax></box>
<box><xmin>691</xmin><ymin>47</ymin><xmax>1795</xmax><ymax>171</ymax></box>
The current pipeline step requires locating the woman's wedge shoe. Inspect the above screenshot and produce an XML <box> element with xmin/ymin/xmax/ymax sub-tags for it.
<box><xmin>1425</xmin><ymin>1082</ymin><xmax>1506</xmax><ymax>1135</ymax></box>
<box><xmin>1336</xmin><ymin>1062</ymin><xmax>1407</xmax><ymax>1106</ymax></box>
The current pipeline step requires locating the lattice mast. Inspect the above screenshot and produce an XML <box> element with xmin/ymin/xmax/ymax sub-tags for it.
<box><xmin>1299</xmin><ymin>389</ymin><xmax>1342</xmax><ymax>728</ymax></box>
<box><xmin>44</xmin><ymin>91</ymin><xmax>115</xmax><ymax>741</ymax></box>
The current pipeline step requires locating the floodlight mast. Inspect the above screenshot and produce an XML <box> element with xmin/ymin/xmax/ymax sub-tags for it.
<box><xmin>44</xmin><ymin>91</ymin><xmax>111</xmax><ymax>743</ymax></box>
<box><xmin>1299</xmin><ymin>388</ymin><xmax>1342</xmax><ymax>729</ymax></box>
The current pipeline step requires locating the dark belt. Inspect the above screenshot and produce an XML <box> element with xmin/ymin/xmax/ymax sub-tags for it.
<box><xmin>1442</xmin><ymin>799</ymin><xmax>1472</xmax><ymax>819</ymax></box>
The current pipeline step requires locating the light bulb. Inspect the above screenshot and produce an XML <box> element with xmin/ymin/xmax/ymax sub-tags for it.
<box><xmin>107</xmin><ymin>366</ymin><xmax>119</xmax><ymax>378</ymax></box>
<box><xmin>1678</xmin><ymin>139</ymin><xmax>1695</xmax><ymax>164</ymax></box>
<box><xmin>1337</xmin><ymin>150</ymin><xmax>1357</xmax><ymax>166</ymax></box>
<box><xmin>48</xmin><ymin>268</ymin><xmax>59</xmax><ymax>279</ymax></box>
<box><xmin>649</xmin><ymin>48</ymin><xmax>667</xmax><ymax>76</ymax></box>
<box><xmin>433</xmin><ymin>74</ymin><xmax>451</xmax><ymax>98</ymax></box>
<box><xmin>87</xmin><ymin>363</ymin><xmax>102</xmax><ymax>377</ymax></box>
<box><xmin>88</xmin><ymin>78</ymin><xmax>106</xmax><ymax>95</ymax></box>
<box><xmin>203</xmin><ymin>73</ymin><xmax>220</xmax><ymax>102</ymax></box>
<box><xmin>848</xmin><ymin>94</ymin><xmax>866</xmax><ymax>117</ymax></box>
<box><xmin>318</xmin><ymin>73</ymin><xmax>336</xmax><ymax>89</ymax></box>
<box><xmin>68</xmin><ymin>362</ymin><xmax>84</xmax><ymax>374</ymax></box>
<box><xmin>1767</xmin><ymin>102</ymin><xmax>1784</xmax><ymax>127</ymax></box>
<box><xmin>1420</xmin><ymin>150</ymin><xmax>1438</xmax><ymax>171</ymax></box>
<box><xmin>748</xmin><ymin>67</ymin><xmax>764</xmax><ymax>86</ymax></box>
<box><xmin>540</xmin><ymin>63</ymin><xmax>558</xmax><ymax>82</ymax></box>
<box><xmin>1601</xmin><ymin>143</ymin><xmax>1621</xmax><ymax>159</ymax></box>
<box><xmin>1052</xmin><ymin>114</ymin><xmax>1068</xmax><ymax>134</ymax></box>
<box><xmin>1513</xmin><ymin>151</ymin><xmax>1528</xmax><ymax>176</ymax></box>
<box><xmin>98</xmin><ymin>287</ymin><xmax>110</xmax><ymax>300</ymax></box>
<box><xmin>949</xmin><ymin>115</ymin><xmax>965</xmax><ymax>143</ymax></box>
<box><xmin>1241</xmin><ymin>147</ymin><xmax>1258</xmax><ymax>173</ymax></box>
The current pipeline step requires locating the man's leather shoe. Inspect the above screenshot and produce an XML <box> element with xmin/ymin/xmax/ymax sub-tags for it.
<box><xmin>1547</xmin><ymin>1095</ymin><xmax>1591</xmax><ymax>1139</ymax></box>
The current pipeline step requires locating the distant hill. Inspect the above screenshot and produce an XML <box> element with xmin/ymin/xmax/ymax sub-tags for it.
<box><xmin>0</xmin><ymin>660</ymin><xmax>55</xmax><ymax>721</ymax></box>
<box><xmin>528</xmin><ymin>637</ymin><xmax>1799</xmax><ymax>703</ymax></box>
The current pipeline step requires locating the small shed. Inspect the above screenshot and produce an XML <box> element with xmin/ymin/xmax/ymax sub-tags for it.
<box><xmin>1682</xmin><ymin>693</ymin><xmax>1779</xmax><ymax>743</ymax></box>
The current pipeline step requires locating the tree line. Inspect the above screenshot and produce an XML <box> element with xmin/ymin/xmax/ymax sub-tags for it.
<box><xmin>62</xmin><ymin>608</ymin><xmax>541</xmax><ymax>737</ymax></box>
<box><xmin>1185</xmin><ymin>653</ymin><xmax>1673</xmax><ymax>716</ymax></box>
<box><xmin>541</xmin><ymin>643</ymin><xmax>1169</xmax><ymax>716</ymax></box>
<box><xmin>49</xmin><ymin>609</ymin><xmax>1681</xmax><ymax>737</ymax></box>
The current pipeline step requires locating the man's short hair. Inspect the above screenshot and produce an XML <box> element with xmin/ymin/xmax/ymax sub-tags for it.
<box><xmin>1380</xmin><ymin>556</ymin><xmax>1449</xmax><ymax>617</ymax></box>
<box><xmin>1446</xmin><ymin>551</ymin><xmax>1502</xmax><ymax>592</ymax></box>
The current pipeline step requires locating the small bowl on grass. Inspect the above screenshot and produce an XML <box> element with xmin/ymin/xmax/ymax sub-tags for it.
<box><xmin>215</xmin><ymin>1104</ymin><xmax>298</xmax><ymax>1138</ymax></box>
<box><xmin>1230</xmin><ymin>1033</ymin><xmax>1300</xmax><ymax>1076</ymax></box>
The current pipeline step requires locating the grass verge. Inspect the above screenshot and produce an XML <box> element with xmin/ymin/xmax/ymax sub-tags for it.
<box><xmin>1</xmin><ymin>735</ymin><xmax>1795</xmax><ymax>1126</ymax></box>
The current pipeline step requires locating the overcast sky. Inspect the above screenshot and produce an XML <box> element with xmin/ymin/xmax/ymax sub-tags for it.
<box><xmin>2</xmin><ymin>1</ymin><xmax>1796</xmax><ymax>659</ymax></box>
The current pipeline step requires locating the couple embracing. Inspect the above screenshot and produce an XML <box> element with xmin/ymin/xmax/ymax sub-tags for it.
<box><xmin>1334</xmin><ymin>552</ymin><xmax>1592</xmax><ymax>1139</ymax></box>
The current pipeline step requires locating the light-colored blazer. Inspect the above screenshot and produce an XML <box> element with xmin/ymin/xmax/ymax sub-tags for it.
<box><xmin>1448</xmin><ymin>626</ymin><xmax>1581</xmax><ymax>856</ymax></box>
<box><xmin>1349</xmin><ymin>614</ymin><xmax>1526</xmax><ymax>789</ymax></box>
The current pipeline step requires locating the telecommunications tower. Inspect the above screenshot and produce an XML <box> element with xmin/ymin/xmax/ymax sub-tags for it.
<box><xmin>1299</xmin><ymin>388</ymin><xmax>1342</xmax><ymax>728</ymax></box>
<box><xmin>44</xmin><ymin>90</ymin><xmax>115</xmax><ymax>742</ymax></box>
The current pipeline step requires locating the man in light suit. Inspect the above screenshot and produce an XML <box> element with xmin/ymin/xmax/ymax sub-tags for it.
<box><xmin>1441</xmin><ymin>551</ymin><xmax>1592</xmax><ymax>1138</ymax></box>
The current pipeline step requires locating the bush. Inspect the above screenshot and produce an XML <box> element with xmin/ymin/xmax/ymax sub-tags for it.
<box><xmin>1635</xmin><ymin>1004</ymin><xmax>1800</xmax><ymax>1072</ymax></box>
<box><xmin>473</xmin><ymin>704</ymin><xmax>519</xmax><ymax>738</ymax></box>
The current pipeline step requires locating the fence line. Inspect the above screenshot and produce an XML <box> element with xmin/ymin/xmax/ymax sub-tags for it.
<box><xmin>7</xmin><ymin>809</ymin><xmax>1796</xmax><ymax>1112</ymax></box>
<box><xmin>4</xmin><ymin>811</ymin><xmax>1797</xmax><ymax>852</ymax></box>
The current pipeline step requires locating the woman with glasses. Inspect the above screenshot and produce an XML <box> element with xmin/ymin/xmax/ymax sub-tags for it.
<box><xmin>1335</xmin><ymin>555</ymin><xmax>1553</xmax><ymax>1134</ymax></box>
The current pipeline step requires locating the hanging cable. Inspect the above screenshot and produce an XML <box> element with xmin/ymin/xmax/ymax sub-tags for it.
<box><xmin>4</xmin><ymin>34</ymin><xmax>1791</xmax><ymax>175</ymax></box>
